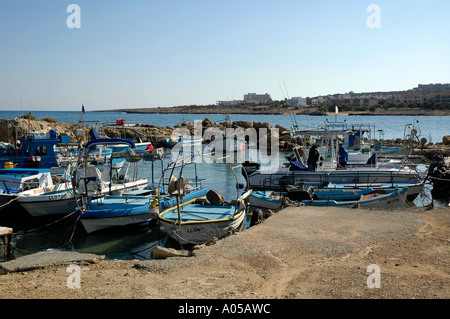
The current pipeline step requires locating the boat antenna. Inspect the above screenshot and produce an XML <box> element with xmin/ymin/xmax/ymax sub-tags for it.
<box><xmin>282</xmin><ymin>81</ymin><xmax>299</xmax><ymax>130</ymax></box>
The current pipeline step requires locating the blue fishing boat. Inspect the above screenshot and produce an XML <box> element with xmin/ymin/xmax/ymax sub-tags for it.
<box><xmin>158</xmin><ymin>189</ymin><xmax>251</xmax><ymax>245</ymax></box>
<box><xmin>79</xmin><ymin>185</ymin><xmax>209</xmax><ymax>234</ymax></box>
<box><xmin>324</xmin><ymin>181</ymin><xmax>424</xmax><ymax>202</ymax></box>
<box><xmin>77</xmin><ymin>145</ymin><xmax>208</xmax><ymax>234</ymax></box>
<box><xmin>249</xmin><ymin>190</ymin><xmax>285</xmax><ymax>210</ymax></box>
<box><xmin>0</xmin><ymin>129</ymin><xmax>70</xmax><ymax>169</ymax></box>
<box><xmin>311</xmin><ymin>188</ymin><xmax>375</xmax><ymax>201</ymax></box>
<box><xmin>301</xmin><ymin>187</ymin><xmax>409</xmax><ymax>209</ymax></box>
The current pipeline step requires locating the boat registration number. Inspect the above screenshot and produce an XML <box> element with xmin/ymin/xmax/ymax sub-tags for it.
<box><xmin>48</xmin><ymin>194</ymin><xmax>68</xmax><ymax>200</ymax></box>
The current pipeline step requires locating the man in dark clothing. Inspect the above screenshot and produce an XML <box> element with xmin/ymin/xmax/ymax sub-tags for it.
<box><xmin>338</xmin><ymin>143</ymin><xmax>348</xmax><ymax>167</ymax></box>
<box><xmin>307</xmin><ymin>144</ymin><xmax>320</xmax><ymax>171</ymax></box>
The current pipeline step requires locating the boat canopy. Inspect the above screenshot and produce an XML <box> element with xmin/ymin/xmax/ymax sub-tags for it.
<box><xmin>85</xmin><ymin>138</ymin><xmax>136</xmax><ymax>150</ymax></box>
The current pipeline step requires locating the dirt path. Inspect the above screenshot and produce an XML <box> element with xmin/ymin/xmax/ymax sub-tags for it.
<box><xmin>0</xmin><ymin>206</ymin><xmax>448</xmax><ymax>299</ymax></box>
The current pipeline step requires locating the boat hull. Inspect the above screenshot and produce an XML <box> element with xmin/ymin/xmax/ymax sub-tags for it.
<box><xmin>302</xmin><ymin>188</ymin><xmax>408</xmax><ymax>209</ymax></box>
<box><xmin>249</xmin><ymin>191</ymin><xmax>283</xmax><ymax>210</ymax></box>
<box><xmin>19</xmin><ymin>195</ymin><xmax>77</xmax><ymax>217</ymax></box>
<box><xmin>80</xmin><ymin>212</ymin><xmax>154</xmax><ymax>234</ymax></box>
<box><xmin>248</xmin><ymin>168</ymin><xmax>421</xmax><ymax>191</ymax></box>
<box><xmin>158</xmin><ymin>198</ymin><xmax>246</xmax><ymax>245</ymax></box>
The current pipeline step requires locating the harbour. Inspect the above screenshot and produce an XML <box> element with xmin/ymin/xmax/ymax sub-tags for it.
<box><xmin>1</xmin><ymin>0</ymin><xmax>449</xmax><ymax>306</ymax></box>
<box><xmin>0</xmin><ymin>112</ymin><xmax>448</xmax><ymax>265</ymax></box>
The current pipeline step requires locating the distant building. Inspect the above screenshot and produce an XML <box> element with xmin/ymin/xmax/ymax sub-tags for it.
<box><xmin>427</xmin><ymin>92</ymin><xmax>450</xmax><ymax>104</ymax></box>
<box><xmin>243</xmin><ymin>93</ymin><xmax>272</xmax><ymax>104</ymax></box>
<box><xmin>286</xmin><ymin>97</ymin><xmax>307</xmax><ymax>107</ymax></box>
<box><xmin>415</xmin><ymin>83</ymin><xmax>450</xmax><ymax>92</ymax></box>
<box><xmin>394</xmin><ymin>92</ymin><xmax>450</xmax><ymax>105</ymax></box>
<box><xmin>216</xmin><ymin>100</ymin><xmax>242</xmax><ymax>106</ymax></box>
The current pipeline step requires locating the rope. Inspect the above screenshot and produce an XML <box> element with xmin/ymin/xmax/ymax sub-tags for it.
<box><xmin>13</xmin><ymin>209</ymin><xmax>80</xmax><ymax>236</ymax></box>
<box><xmin>11</xmin><ymin>210</ymin><xmax>82</xmax><ymax>255</ymax></box>
<box><xmin>0</xmin><ymin>196</ymin><xmax>19</xmax><ymax>210</ymax></box>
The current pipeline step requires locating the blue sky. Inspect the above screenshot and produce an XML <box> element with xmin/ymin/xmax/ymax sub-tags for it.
<box><xmin>0</xmin><ymin>0</ymin><xmax>449</xmax><ymax>111</ymax></box>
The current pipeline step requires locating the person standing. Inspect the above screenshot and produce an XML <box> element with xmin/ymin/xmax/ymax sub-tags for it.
<box><xmin>307</xmin><ymin>144</ymin><xmax>320</xmax><ymax>171</ymax></box>
<box><xmin>338</xmin><ymin>143</ymin><xmax>348</xmax><ymax>167</ymax></box>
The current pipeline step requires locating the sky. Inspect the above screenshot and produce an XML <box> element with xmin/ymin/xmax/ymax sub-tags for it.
<box><xmin>0</xmin><ymin>0</ymin><xmax>449</xmax><ymax>111</ymax></box>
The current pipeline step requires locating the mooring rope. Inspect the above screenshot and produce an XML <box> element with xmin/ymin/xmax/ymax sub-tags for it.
<box><xmin>0</xmin><ymin>196</ymin><xmax>19</xmax><ymax>210</ymax></box>
<box><xmin>13</xmin><ymin>209</ymin><xmax>80</xmax><ymax>237</ymax></box>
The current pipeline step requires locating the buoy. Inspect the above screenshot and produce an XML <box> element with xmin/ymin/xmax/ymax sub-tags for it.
<box><xmin>150</xmin><ymin>198</ymin><xmax>159</xmax><ymax>209</ymax></box>
<box><xmin>4</xmin><ymin>162</ymin><xmax>13</xmax><ymax>168</ymax></box>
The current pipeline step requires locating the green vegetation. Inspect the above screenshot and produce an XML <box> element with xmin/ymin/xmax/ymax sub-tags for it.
<box><xmin>18</xmin><ymin>113</ymin><xmax>36</xmax><ymax>120</ymax></box>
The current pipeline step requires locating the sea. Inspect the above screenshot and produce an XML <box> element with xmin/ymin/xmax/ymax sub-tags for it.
<box><xmin>0</xmin><ymin>110</ymin><xmax>448</xmax><ymax>261</ymax></box>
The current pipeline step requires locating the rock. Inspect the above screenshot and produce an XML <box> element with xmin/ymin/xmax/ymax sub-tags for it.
<box><xmin>202</xmin><ymin>118</ymin><xmax>213</xmax><ymax>128</ymax></box>
<box><xmin>275</xmin><ymin>124</ymin><xmax>290</xmax><ymax>135</ymax></box>
<box><xmin>443</xmin><ymin>135</ymin><xmax>450</xmax><ymax>145</ymax></box>
<box><xmin>0</xmin><ymin>251</ymin><xmax>104</xmax><ymax>273</ymax></box>
<box><xmin>232</xmin><ymin>121</ymin><xmax>252</xmax><ymax>129</ymax></box>
<box><xmin>152</xmin><ymin>246</ymin><xmax>190</xmax><ymax>259</ymax></box>
<box><xmin>252</xmin><ymin>122</ymin><xmax>272</xmax><ymax>131</ymax></box>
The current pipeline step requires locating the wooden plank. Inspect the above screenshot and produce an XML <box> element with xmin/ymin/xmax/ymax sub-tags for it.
<box><xmin>0</xmin><ymin>227</ymin><xmax>13</xmax><ymax>236</ymax></box>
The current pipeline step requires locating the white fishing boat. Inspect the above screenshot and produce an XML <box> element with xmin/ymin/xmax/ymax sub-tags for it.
<box><xmin>0</xmin><ymin>168</ymin><xmax>55</xmax><ymax>209</ymax></box>
<box><xmin>17</xmin><ymin>165</ymin><xmax>148</xmax><ymax>217</ymax></box>
<box><xmin>248</xmin><ymin>126</ymin><xmax>422</xmax><ymax>191</ymax></box>
<box><xmin>247</xmin><ymin>165</ymin><xmax>422</xmax><ymax>191</ymax></box>
<box><xmin>17</xmin><ymin>138</ymin><xmax>150</xmax><ymax>218</ymax></box>
<box><xmin>207</xmin><ymin>135</ymin><xmax>247</xmax><ymax>153</ymax></box>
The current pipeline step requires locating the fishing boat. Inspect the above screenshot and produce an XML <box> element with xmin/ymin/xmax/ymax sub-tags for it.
<box><xmin>309</xmin><ymin>187</ymin><xmax>376</xmax><ymax>201</ymax></box>
<box><xmin>17</xmin><ymin>164</ymin><xmax>149</xmax><ymax>218</ymax></box>
<box><xmin>79</xmin><ymin>187</ymin><xmax>208</xmax><ymax>234</ymax></box>
<box><xmin>324</xmin><ymin>181</ymin><xmax>425</xmax><ymax>202</ymax></box>
<box><xmin>301</xmin><ymin>187</ymin><xmax>408</xmax><ymax>209</ymax></box>
<box><xmin>248</xmin><ymin>164</ymin><xmax>422</xmax><ymax>191</ymax></box>
<box><xmin>16</xmin><ymin>138</ymin><xmax>148</xmax><ymax>217</ymax></box>
<box><xmin>0</xmin><ymin>168</ymin><xmax>55</xmax><ymax>209</ymax></box>
<box><xmin>77</xmin><ymin>148</ymin><xmax>207</xmax><ymax>234</ymax></box>
<box><xmin>206</xmin><ymin>135</ymin><xmax>247</xmax><ymax>154</ymax></box>
<box><xmin>249</xmin><ymin>190</ymin><xmax>285</xmax><ymax>210</ymax></box>
<box><xmin>158</xmin><ymin>189</ymin><xmax>251</xmax><ymax>245</ymax></box>
<box><xmin>0</xmin><ymin>128</ymin><xmax>70</xmax><ymax>170</ymax></box>
<box><xmin>157</xmin><ymin>152</ymin><xmax>252</xmax><ymax>245</ymax></box>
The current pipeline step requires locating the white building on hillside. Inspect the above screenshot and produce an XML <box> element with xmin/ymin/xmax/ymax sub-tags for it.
<box><xmin>287</xmin><ymin>97</ymin><xmax>307</xmax><ymax>107</ymax></box>
<box><xmin>243</xmin><ymin>93</ymin><xmax>272</xmax><ymax>104</ymax></box>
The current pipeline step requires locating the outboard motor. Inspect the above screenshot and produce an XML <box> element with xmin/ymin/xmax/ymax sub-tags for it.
<box><xmin>425</xmin><ymin>154</ymin><xmax>450</xmax><ymax>204</ymax></box>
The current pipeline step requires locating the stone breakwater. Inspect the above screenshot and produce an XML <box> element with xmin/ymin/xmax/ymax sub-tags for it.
<box><xmin>1</xmin><ymin>117</ymin><xmax>449</xmax><ymax>157</ymax></box>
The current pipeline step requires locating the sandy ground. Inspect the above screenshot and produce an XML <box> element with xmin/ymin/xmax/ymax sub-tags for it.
<box><xmin>0</xmin><ymin>206</ymin><xmax>448</xmax><ymax>300</ymax></box>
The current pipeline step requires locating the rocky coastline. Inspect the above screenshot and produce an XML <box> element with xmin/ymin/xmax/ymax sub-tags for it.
<box><xmin>1</xmin><ymin>117</ymin><xmax>449</xmax><ymax>159</ymax></box>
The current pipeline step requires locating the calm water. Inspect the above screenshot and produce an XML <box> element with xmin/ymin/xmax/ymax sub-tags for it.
<box><xmin>0</xmin><ymin>110</ymin><xmax>444</xmax><ymax>261</ymax></box>
<box><xmin>0</xmin><ymin>151</ymin><xmax>256</xmax><ymax>262</ymax></box>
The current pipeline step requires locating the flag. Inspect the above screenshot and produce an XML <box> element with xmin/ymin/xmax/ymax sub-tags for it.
<box><xmin>82</xmin><ymin>104</ymin><xmax>85</xmax><ymax>115</ymax></box>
